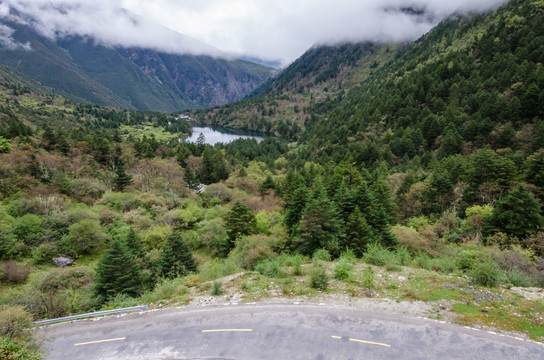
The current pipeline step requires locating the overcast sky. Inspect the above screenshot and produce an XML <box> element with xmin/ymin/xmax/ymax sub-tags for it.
<box><xmin>1</xmin><ymin>0</ymin><xmax>508</xmax><ymax>65</ymax></box>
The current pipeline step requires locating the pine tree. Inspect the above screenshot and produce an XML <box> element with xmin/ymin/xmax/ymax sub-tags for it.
<box><xmin>95</xmin><ymin>239</ymin><xmax>144</xmax><ymax>301</ymax></box>
<box><xmin>214</xmin><ymin>151</ymin><xmax>230</xmax><ymax>181</ymax></box>
<box><xmin>259</xmin><ymin>175</ymin><xmax>276</xmax><ymax>197</ymax></box>
<box><xmin>332</xmin><ymin>181</ymin><xmax>356</xmax><ymax>223</ymax></box>
<box><xmin>488</xmin><ymin>185</ymin><xmax>544</xmax><ymax>239</ymax></box>
<box><xmin>284</xmin><ymin>183</ymin><xmax>309</xmax><ymax>232</ymax></box>
<box><xmin>294</xmin><ymin>181</ymin><xmax>342</xmax><ymax>257</ymax></box>
<box><xmin>371</xmin><ymin>179</ymin><xmax>398</xmax><ymax>225</ymax></box>
<box><xmin>125</xmin><ymin>228</ymin><xmax>146</xmax><ymax>260</ymax></box>
<box><xmin>344</xmin><ymin>207</ymin><xmax>375</xmax><ymax>256</ymax></box>
<box><xmin>114</xmin><ymin>164</ymin><xmax>133</xmax><ymax>191</ymax></box>
<box><xmin>200</xmin><ymin>147</ymin><xmax>217</xmax><ymax>184</ymax></box>
<box><xmin>160</xmin><ymin>232</ymin><xmax>197</xmax><ymax>279</ymax></box>
<box><xmin>184</xmin><ymin>166</ymin><xmax>200</xmax><ymax>190</ymax></box>
<box><xmin>353</xmin><ymin>181</ymin><xmax>379</xmax><ymax>224</ymax></box>
<box><xmin>224</xmin><ymin>200</ymin><xmax>256</xmax><ymax>244</ymax></box>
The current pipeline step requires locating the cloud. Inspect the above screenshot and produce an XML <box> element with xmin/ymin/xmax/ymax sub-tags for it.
<box><xmin>1</xmin><ymin>0</ymin><xmax>508</xmax><ymax>64</ymax></box>
<box><xmin>1</xmin><ymin>0</ymin><xmax>222</xmax><ymax>56</ymax></box>
<box><xmin>0</xmin><ymin>23</ymin><xmax>30</xmax><ymax>50</ymax></box>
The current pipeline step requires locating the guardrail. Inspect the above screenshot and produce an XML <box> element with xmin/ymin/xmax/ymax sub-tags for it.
<box><xmin>34</xmin><ymin>304</ymin><xmax>148</xmax><ymax>326</ymax></box>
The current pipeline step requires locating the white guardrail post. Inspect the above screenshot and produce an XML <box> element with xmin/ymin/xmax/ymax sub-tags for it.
<box><xmin>34</xmin><ymin>304</ymin><xmax>148</xmax><ymax>326</ymax></box>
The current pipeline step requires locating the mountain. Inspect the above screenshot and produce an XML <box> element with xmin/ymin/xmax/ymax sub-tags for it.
<box><xmin>293</xmin><ymin>0</ymin><xmax>544</xmax><ymax>166</ymax></box>
<box><xmin>198</xmin><ymin>0</ymin><xmax>543</xmax><ymax>166</ymax></box>
<box><xmin>0</xmin><ymin>20</ymin><xmax>274</xmax><ymax>112</ymax></box>
<box><xmin>195</xmin><ymin>42</ymin><xmax>401</xmax><ymax>138</ymax></box>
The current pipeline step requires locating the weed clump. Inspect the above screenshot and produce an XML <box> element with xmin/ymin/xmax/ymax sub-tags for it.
<box><xmin>310</xmin><ymin>266</ymin><xmax>328</xmax><ymax>290</ymax></box>
<box><xmin>211</xmin><ymin>281</ymin><xmax>223</xmax><ymax>296</ymax></box>
<box><xmin>470</xmin><ymin>261</ymin><xmax>502</xmax><ymax>287</ymax></box>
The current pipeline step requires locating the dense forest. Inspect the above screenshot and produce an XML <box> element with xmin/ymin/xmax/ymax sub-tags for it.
<box><xmin>1</xmin><ymin>0</ymin><xmax>544</xmax><ymax>357</ymax></box>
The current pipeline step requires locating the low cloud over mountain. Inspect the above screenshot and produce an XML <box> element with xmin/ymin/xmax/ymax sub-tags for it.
<box><xmin>0</xmin><ymin>0</ymin><xmax>507</xmax><ymax>64</ymax></box>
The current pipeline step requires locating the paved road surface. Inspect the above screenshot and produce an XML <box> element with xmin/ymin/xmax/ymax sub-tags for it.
<box><xmin>40</xmin><ymin>304</ymin><xmax>544</xmax><ymax>360</ymax></box>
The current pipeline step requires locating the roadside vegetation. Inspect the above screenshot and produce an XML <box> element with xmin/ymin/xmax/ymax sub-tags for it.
<box><xmin>1</xmin><ymin>0</ymin><xmax>544</xmax><ymax>357</ymax></box>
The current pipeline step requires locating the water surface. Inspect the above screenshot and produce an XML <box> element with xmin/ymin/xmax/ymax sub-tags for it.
<box><xmin>186</xmin><ymin>126</ymin><xmax>264</xmax><ymax>145</ymax></box>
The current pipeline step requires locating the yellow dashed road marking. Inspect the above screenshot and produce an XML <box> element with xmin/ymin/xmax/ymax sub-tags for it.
<box><xmin>331</xmin><ymin>335</ymin><xmax>391</xmax><ymax>348</ymax></box>
<box><xmin>74</xmin><ymin>337</ymin><xmax>126</xmax><ymax>346</ymax></box>
<box><xmin>349</xmin><ymin>338</ymin><xmax>391</xmax><ymax>347</ymax></box>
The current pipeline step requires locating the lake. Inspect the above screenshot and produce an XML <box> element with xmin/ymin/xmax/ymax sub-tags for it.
<box><xmin>186</xmin><ymin>126</ymin><xmax>264</xmax><ymax>146</ymax></box>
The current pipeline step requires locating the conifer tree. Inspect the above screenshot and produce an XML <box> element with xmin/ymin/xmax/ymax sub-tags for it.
<box><xmin>184</xmin><ymin>166</ymin><xmax>200</xmax><ymax>190</ymax></box>
<box><xmin>95</xmin><ymin>239</ymin><xmax>144</xmax><ymax>301</ymax></box>
<box><xmin>284</xmin><ymin>183</ymin><xmax>309</xmax><ymax>232</ymax></box>
<box><xmin>200</xmin><ymin>147</ymin><xmax>217</xmax><ymax>184</ymax></box>
<box><xmin>353</xmin><ymin>181</ymin><xmax>379</xmax><ymax>223</ymax></box>
<box><xmin>332</xmin><ymin>181</ymin><xmax>356</xmax><ymax>223</ymax></box>
<box><xmin>214</xmin><ymin>150</ymin><xmax>230</xmax><ymax>181</ymax></box>
<box><xmin>371</xmin><ymin>179</ymin><xmax>398</xmax><ymax>225</ymax></box>
<box><xmin>294</xmin><ymin>181</ymin><xmax>342</xmax><ymax>257</ymax></box>
<box><xmin>160</xmin><ymin>232</ymin><xmax>197</xmax><ymax>279</ymax></box>
<box><xmin>125</xmin><ymin>227</ymin><xmax>146</xmax><ymax>260</ymax></box>
<box><xmin>224</xmin><ymin>200</ymin><xmax>256</xmax><ymax>244</ymax></box>
<box><xmin>259</xmin><ymin>175</ymin><xmax>276</xmax><ymax>197</ymax></box>
<box><xmin>114</xmin><ymin>164</ymin><xmax>133</xmax><ymax>191</ymax></box>
<box><xmin>344</xmin><ymin>207</ymin><xmax>375</xmax><ymax>256</ymax></box>
<box><xmin>488</xmin><ymin>185</ymin><xmax>544</xmax><ymax>239</ymax></box>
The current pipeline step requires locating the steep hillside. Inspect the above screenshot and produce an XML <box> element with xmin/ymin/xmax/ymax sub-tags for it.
<box><xmin>295</xmin><ymin>0</ymin><xmax>544</xmax><ymax>166</ymax></box>
<box><xmin>195</xmin><ymin>42</ymin><xmax>401</xmax><ymax>138</ymax></box>
<box><xmin>0</xmin><ymin>20</ymin><xmax>274</xmax><ymax>112</ymax></box>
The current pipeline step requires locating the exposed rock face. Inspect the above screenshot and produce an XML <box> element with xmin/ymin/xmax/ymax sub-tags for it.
<box><xmin>52</xmin><ymin>256</ymin><xmax>74</xmax><ymax>267</ymax></box>
<box><xmin>120</xmin><ymin>49</ymin><xmax>274</xmax><ymax>109</ymax></box>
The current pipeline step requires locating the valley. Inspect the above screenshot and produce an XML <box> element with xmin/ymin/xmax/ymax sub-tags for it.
<box><xmin>0</xmin><ymin>0</ymin><xmax>543</xmax><ymax>359</ymax></box>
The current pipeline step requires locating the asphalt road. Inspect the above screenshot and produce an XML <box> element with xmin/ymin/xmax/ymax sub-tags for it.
<box><xmin>40</xmin><ymin>304</ymin><xmax>544</xmax><ymax>360</ymax></box>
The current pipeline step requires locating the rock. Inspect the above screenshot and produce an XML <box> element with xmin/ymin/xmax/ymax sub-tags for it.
<box><xmin>52</xmin><ymin>256</ymin><xmax>74</xmax><ymax>267</ymax></box>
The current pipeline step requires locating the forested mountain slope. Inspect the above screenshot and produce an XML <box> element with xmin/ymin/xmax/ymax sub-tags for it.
<box><xmin>195</xmin><ymin>42</ymin><xmax>401</xmax><ymax>138</ymax></box>
<box><xmin>296</xmin><ymin>0</ymin><xmax>544</xmax><ymax>166</ymax></box>
<box><xmin>0</xmin><ymin>20</ymin><xmax>274</xmax><ymax>112</ymax></box>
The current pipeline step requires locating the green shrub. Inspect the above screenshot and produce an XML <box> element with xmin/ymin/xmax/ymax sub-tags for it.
<box><xmin>412</xmin><ymin>253</ymin><xmax>434</xmax><ymax>270</ymax></box>
<box><xmin>0</xmin><ymin>305</ymin><xmax>32</xmax><ymax>337</ymax></box>
<box><xmin>0</xmin><ymin>335</ymin><xmax>42</xmax><ymax>360</ymax></box>
<box><xmin>470</xmin><ymin>261</ymin><xmax>502</xmax><ymax>287</ymax></box>
<box><xmin>11</xmin><ymin>214</ymin><xmax>43</xmax><ymax>246</ymax></box>
<box><xmin>395</xmin><ymin>247</ymin><xmax>411</xmax><ymax>265</ymax></box>
<box><xmin>149</xmin><ymin>279</ymin><xmax>189</xmax><ymax>301</ymax></box>
<box><xmin>432</xmin><ymin>257</ymin><xmax>458</xmax><ymax>274</ymax></box>
<box><xmin>503</xmin><ymin>270</ymin><xmax>533</xmax><ymax>287</ymax></box>
<box><xmin>407</xmin><ymin>216</ymin><xmax>432</xmax><ymax>230</ymax></box>
<box><xmin>276</xmin><ymin>254</ymin><xmax>306</xmax><ymax>276</ymax></box>
<box><xmin>339</xmin><ymin>249</ymin><xmax>357</xmax><ymax>261</ymax></box>
<box><xmin>31</xmin><ymin>243</ymin><xmax>58</xmax><ymax>264</ymax></box>
<box><xmin>312</xmin><ymin>249</ymin><xmax>331</xmax><ymax>262</ymax></box>
<box><xmin>363</xmin><ymin>243</ymin><xmax>395</xmax><ymax>267</ymax></box>
<box><xmin>62</xmin><ymin>219</ymin><xmax>106</xmax><ymax>256</ymax></box>
<box><xmin>360</xmin><ymin>267</ymin><xmax>375</xmax><ymax>290</ymax></box>
<box><xmin>309</xmin><ymin>265</ymin><xmax>328</xmax><ymax>290</ymax></box>
<box><xmin>456</xmin><ymin>249</ymin><xmax>479</xmax><ymax>270</ymax></box>
<box><xmin>255</xmin><ymin>259</ymin><xmax>286</xmax><ymax>278</ymax></box>
<box><xmin>334</xmin><ymin>258</ymin><xmax>353</xmax><ymax>280</ymax></box>
<box><xmin>231</xmin><ymin>234</ymin><xmax>279</xmax><ymax>270</ymax></box>
<box><xmin>211</xmin><ymin>281</ymin><xmax>223</xmax><ymax>296</ymax></box>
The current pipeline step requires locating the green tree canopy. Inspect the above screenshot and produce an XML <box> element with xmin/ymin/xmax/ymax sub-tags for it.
<box><xmin>94</xmin><ymin>238</ymin><xmax>144</xmax><ymax>301</ymax></box>
<box><xmin>224</xmin><ymin>200</ymin><xmax>257</xmax><ymax>244</ymax></box>
<box><xmin>160</xmin><ymin>232</ymin><xmax>197</xmax><ymax>279</ymax></box>
<box><xmin>488</xmin><ymin>185</ymin><xmax>544</xmax><ymax>239</ymax></box>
